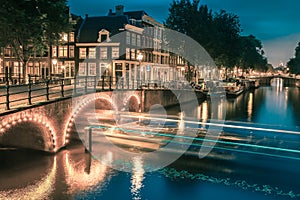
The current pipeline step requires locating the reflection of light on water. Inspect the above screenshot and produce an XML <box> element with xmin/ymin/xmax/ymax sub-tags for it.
<box><xmin>64</xmin><ymin>152</ymin><xmax>112</xmax><ymax>194</ymax></box>
<box><xmin>159</xmin><ymin>168</ymin><xmax>300</xmax><ymax>199</ymax></box>
<box><xmin>217</xmin><ymin>100</ymin><xmax>224</xmax><ymax>120</ymax></box>
<box><xmin>247</xmin><ymin>93</ymin><xmax>253</xmax><ymax>121</ymax></box>
<box><xmin>130</xmin><ymin>156</ymin><xmax>145</xmax><ymax>200</ymax></box>
<box><xmin>271</xmin><ymin>78</ymin><xmax>283</xmax><ymax>94</ymax></box>
<box><xmin>198</xmin><ymin>101</ymin><xmax>208</xmax><ymax>129</ymax></box>
<box><xmin>178</xmin><ymin>112</ymin><xmax>185</xmax><ymax>135</ymax></box>
<box><xmin>0</xmin><ymin>156</ymin><xmax>57</xmax><ymax>199</ymax></box>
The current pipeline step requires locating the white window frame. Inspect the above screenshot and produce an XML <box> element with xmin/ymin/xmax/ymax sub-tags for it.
<box><xmin>79</xmin><ymin>63</ymin><xmax>87</xmax><ymax>76</ymax></box>
<box><xmin>89</xmin><ymin>47</ymin><xmax>96</xmax><ymax>59</ymax></box>
<box><xmin>112</xmin><ymin>47</ymin><xmax>119</xmax><ymax>59</ymax></box>
<box><xmin>88</xmin><ymin>63</ymin><xmax>97</xmax><ymax>76</ymax></box>
<box><xmin>79</xmin><ymin>48</ymin><xmax>87</xmax><ymax>59</ymax></box>
<box><xmin>100</xmin><ymin>47</ymin><xmax>108</xmax><ymax>59</ymax></box>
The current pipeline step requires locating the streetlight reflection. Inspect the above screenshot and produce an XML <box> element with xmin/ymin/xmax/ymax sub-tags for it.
<box><xmin>130</xmin><ymin>156</ymin><xmax>145</xmax><ymax>200</ymax></box>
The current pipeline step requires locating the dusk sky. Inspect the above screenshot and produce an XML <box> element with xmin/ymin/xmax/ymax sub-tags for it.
<box><xmin>68</xmin><ymin>0</ymin><xmax>300</xmax><ymax>67</ymax></box>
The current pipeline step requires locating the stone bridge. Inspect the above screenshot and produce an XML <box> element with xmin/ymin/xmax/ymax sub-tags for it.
<box><xmin>0</xmin><ymin>89</ymin><xmax>205</xmax><ymax>153</ymax></box>
<box><xmin>257</xmin><ymin>75</ymin><xmax>299</xmax><ymax>86</ymax></box>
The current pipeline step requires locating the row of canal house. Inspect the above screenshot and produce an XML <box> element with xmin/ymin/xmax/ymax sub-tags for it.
<box><xmin>0</xmin><ymin>5</ymin><xmax>190</xmax><ymax>85</ymax></box>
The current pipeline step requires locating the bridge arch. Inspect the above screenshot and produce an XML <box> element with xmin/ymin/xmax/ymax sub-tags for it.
<box><xmin>64</xmin><ymin>93</ymin><xmax>117</xmax><ymax>145</ymax></box>
<box><xmin>0</xmin><ymin>114</ymin><xmax>57</xmax><ymax>152</ymax></box>
<box><xmin>122</xmin><ymin>94</ymin><xmax>141</xmax><ymax>112</ymax></box>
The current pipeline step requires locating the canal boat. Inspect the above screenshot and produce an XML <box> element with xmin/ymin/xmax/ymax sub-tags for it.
<box><xmin>223</xmin><ymin>81</ymin><xmax>244</xmax><ymax>98</ymax></box>
<box><xmin>226</xmin><ymin>86</ymin><xmax>244</xmax><ymax>98</ymax></box>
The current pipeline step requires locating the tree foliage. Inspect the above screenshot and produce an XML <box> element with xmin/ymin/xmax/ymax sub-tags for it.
<box><xmin>0</xmin><ymin>0</ymin><xmax>71</xmax><ymax>79</ymax></box>
<box><xmin>239</xmin><ymin>35</ymin><xmax>267</xmax><ymax>72</ymax></box>
<box><xmin>287</xmin><ymin>42</ymin><xmax>300</xmax><ymax>74</ymax></box>
<box><xmin>165</xmin><ymin>0</ymin><xmax>268</xmax><ymax>71</ymax></box>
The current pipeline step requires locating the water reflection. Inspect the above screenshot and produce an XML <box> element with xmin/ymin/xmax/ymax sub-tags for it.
<box><xmin>130</xmin><ymin>156</ymin><xmax>145</xmax><ymax>200</ymax></box>
<box><xmin>247</xmin><ymin>92</ymin><xmax>253</xmax><ymax>121</ymax></box>
<box><xmin>64</xmin><ymin>150</ymin><xmax>112</xmax><ymax>194</ymax></box>
<box><xmin>0</xmin><ymin>152</ymin><xmax>56</xmax><ymax>199</ymax></box>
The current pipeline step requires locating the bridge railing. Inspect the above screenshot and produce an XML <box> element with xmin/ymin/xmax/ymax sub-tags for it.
<box><xmin>0</xmin><ymin>76</ymin><xmax>197</xmax><ymax>112</ymax></box>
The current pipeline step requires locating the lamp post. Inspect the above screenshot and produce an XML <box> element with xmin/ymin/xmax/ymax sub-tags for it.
<box><xmin>51</xmin><ymin>59</ymin><xmax>57</xmax><ymax>80</ymax></box>
<box><xmin>61</xmin><ymin>65</ymin><xmax>65</xmax><ymax>78</ymax></box>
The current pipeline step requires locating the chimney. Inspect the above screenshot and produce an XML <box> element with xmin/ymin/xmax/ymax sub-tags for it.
<box><xmin>115</xmin><ymin>5</ymin><xmax>124</xmax><ymax>16</ymax></box>
<box><xmin>108</xmin><ymin>9</ymin><xmax>113</xmax><ymax>16</ymax></box>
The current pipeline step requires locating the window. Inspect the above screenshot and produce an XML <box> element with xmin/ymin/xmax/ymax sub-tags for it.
<box><xmin>69</xmin><ymin>32</ymin><xmax>75</xmax><ymax>42</ymax></box>
<box><xmin>61</xmin><ymin>33</ymin><xmax>68</xmax><ymax>42</ymax></box>
<box><xmin>79</xmin><ymin>48</ymin><xmax>86</xmax><ymax>59</ymax></box>
<box><xmin>64</xmin><ymin>61</ymin><xmax>75</xmax><ymax>78</ymax></box>
<box><xmin>99</xmin><ymin>63</ymin><xmax>108</xmax><ymax>76</ymax></box>
<box><xmin>112</xmin><ymin>47</ymin><xmax>119</xmax><ymax>59</ymax></box>
<box><xmin>69</xmin><ymin>46</ymin><xmax>74</xmax><ymax>58</ymax></box>
<box><xmin>126</xmin><ymin>32</ymin><xmax>131</xmax><ymax>45</ymax></box>
<box><xmin>89</xmin><ymin>48</ymin><xmax>96</xmax><ymax>59</ymax></box>
<box><xmin>98</xmin><ymin>29</ymin><xmax>110</xmax><ymax>42</ymax></box>
<box><xmin>131</xmin><ymin>49</ymin><xmax>136</xmax><ymax>60</ymax></box>
<box><xmin>88</xmin><ymin>63</ymin><xmax>96</xmax><ymax>76</ymax></box>
<box><xmin>131</xmin><ymin>33</ymin><xmax>136</xmax><ymax>46</ymax></box>
<box><xmin>100</xmin><ymin>47</ymin><xmax>107</xmax><ymax>59</ymax></box>
<box><xmin>52</xmin><ymin>46</ymin><xmax>57</xmax><ymax>57</ymax></box>
<box><xmin>79</xmin><ymin>63</ymin><xmax>87</xmax><ymax>76</ymax></box>
<box><xmin>13</xmin><ymin>62</ymin><xmax>19</xmax><ymax>75</ymax></box>
<box><xmin>126</xmin><ymin>48</ymin><xmax>130</xmax><ymax>60</ymax></box>
<box><xmin>137</xmin><ymin>35</ymin><xmax>141</xmax><ymax>47</ymax></box>
<box><xmin>58</xmin><ymin>46</ymin><xmax>68</xmax><ymax>57</ymax></box>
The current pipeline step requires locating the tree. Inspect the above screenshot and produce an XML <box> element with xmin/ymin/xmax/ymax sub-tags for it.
<box><xmin>0</xmin><ymin>0</ymin><xmax>71</xmax><ymax>81</ymax></box>
<box><xmin>238</xmin><ymin>35</ymin><xmax>267</xmax><ymax>72</ymax></box>
<box><xmin>165</xmin><ymin>0</ymin><xmax>241</xmax><ymax>70</ymax></box>
<box><xmin>287</xmin><ymin>42</ymin><xmax>300</xmax><ymax>74</ymax></box>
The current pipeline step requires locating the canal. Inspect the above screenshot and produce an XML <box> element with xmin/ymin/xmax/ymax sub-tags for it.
<box><xmin>1</xmin><ymin>79</ymin><xmax>300</xmax><ymax>200</ymax></box>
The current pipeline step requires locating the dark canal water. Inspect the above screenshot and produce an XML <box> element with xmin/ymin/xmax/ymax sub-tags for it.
<box><xmin>1</xmin><ymin>78</ymin><xmax>300</xmax><ymax>200</ymax></box>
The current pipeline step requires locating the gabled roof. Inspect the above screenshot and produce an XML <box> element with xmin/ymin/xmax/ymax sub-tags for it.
<box><xmin>77</xmin><ymin>16</ymin><xmax>128</xmax><ymax>43</ymax></box>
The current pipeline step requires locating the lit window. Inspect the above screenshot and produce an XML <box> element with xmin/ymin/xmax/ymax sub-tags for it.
<box><xmin>61</xmin><ymin>33</ymin><xmax>68</xmax><ymax>42</ymax></box>
<box><xmin>52</xmin><ymin>46</ymin><xmax>57</xmax><ymax>57</ymax></box>
<box><xmin>126</xmin><ymin>48</ymin><xmax>130</xmax><ymax>60</ymax></box>
<box><xmin>69</xmin><ymin>32</ymin><xmax>75</xmax><ymax>42</ymax></box>
<box><xmin>69</xmin><ymin>46</ymin><xmax>74</xmax><ymax>58</ymax></box>
<box><xmin>100</xmin><ymin>47</ymin><xmax>107</xmax><ymax>59</ymax></box>
<box><xmin>79</xmin><ymin>48</ymin><xmax>86</xmax><ymax>59</ymax></box>
<box><xmin>89</xmin><ymin>48</ymin><xmax>96</xmax><ymax>59</ymax></box>
<box><xmin>112</xmin><ymin>47</ymin><xmax>119</xmax><ymax>59</ymax></box>
<box><xmin>58</xmin><ymin>46</ymin><xmax>68</xmax><ymax>57</ymax></box>
<box><xmin>131</xmin><ymin>49</ymin><xmax>136</xmax><ymax>60</ymax></box>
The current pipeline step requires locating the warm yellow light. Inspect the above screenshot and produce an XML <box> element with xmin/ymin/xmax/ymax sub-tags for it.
<box><xmin>52</xmin><ymin>59</ymin><xmax>57</xmax><ymax>65</ymax></box>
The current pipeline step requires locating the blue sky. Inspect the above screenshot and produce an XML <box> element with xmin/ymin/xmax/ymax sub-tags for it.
<box><xmin>68</xmin><ymin>0</ymin><xmax>300</xmax><ymax>67</ymax></box>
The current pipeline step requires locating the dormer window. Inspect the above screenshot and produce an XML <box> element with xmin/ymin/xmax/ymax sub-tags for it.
<box><xmin>98</xmin><ymin>29</ymin><xmax>110</xmax><ymax>42</ymax></box>
<box><xmin>129</xmin><ymin>18</ymin><xmax>136</xmax><ymax>25</ymax></box>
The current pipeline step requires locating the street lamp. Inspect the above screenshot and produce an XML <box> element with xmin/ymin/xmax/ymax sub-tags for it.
<box><xmin>52</xmin><ymin>59</ymin><xmax>57</xmax><ymax>79</ymax></box>
<box><xmin>61</xmin><ymin>65</ymin><xmax>65</xmax><ymax>78</ymax></box>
